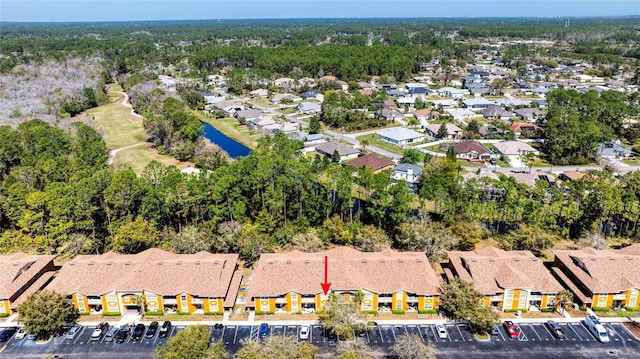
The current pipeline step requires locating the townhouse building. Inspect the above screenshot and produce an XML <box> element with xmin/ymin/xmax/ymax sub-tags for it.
<box><xmin>247</xmin><ymin>247</ymin><xmax>441</xmax><ymax>314</ymax></box>
<box><xmin>445</xmin><ymin>247</ymin><xmax>563</xmax><ymax>311</ymax></box>
<box><xmin>46</xmin><ymin>249</ymin><xmax>241</xmax><ymax>315</ymax></box>
<box><xmin>552</xmin><ymin>244</ymin><xmax>640</xmax><ymax>309</ymax></box>
<box><xmin>0</xmin><ymin>253</ymin><xmax>56</xmax><ymax>316</ymax></box>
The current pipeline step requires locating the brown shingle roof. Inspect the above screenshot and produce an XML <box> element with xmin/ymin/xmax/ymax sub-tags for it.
<box><xmin>344</xmin><ymin>153</ymin><xmax>395</xmax><ymax>171</ymax></box>
<box><xmin>0</xmin><ymin>253</ymin><xmax>55</xmax><ymax>301</ymax></box>
<box><xmin>553</xmin><ymin>246</ymin><xmax>640</xmax><ymax>294</ymax></box>
<box><xmin>562</xmin><ymin>171</ymin><xmax>585</xmax><ymax>181</ymax></box>
<box><xmin>452</xmin><ymin>141</ymin><xmax>491</xmax><ymax>155</ymax></box>
<box><xmin>46</xmin><ymin>249</ymin><xmax>239</xmax><ymax>298</ymax></box>
<box><xmin>447</xmin><ymin>246</ymin><xmax>563</xmax><ymax>294</ymax></box>
<box><xmin>247</xmin><ymin>247</ymin><xmax>441</xmax><ymax>298</ymax></box>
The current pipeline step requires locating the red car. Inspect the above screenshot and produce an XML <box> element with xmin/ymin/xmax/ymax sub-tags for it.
<box><xmin>503</xmin><ymin>321</ymin><xmax>520</xmax><ymax>339</ymax></box>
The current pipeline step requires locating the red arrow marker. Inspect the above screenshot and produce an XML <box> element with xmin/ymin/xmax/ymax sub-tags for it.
<box><xmin>321</xmin><ymin>255</ymin><xmax>331</xmax><ymax>295</ymax></box>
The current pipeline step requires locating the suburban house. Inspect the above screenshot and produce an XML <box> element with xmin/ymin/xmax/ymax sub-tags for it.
<box><xmin>288</xmin><ymin>131</ymin><xmax>327</xmax><ymax>147</ymax></box>
<box><xmin>551</xmin><ymin>244</ymin><xmax>640</xmax><ymax>309</ymax></box>
<box><xmin>299</xmin><ymin>91</ymin><xmax>322</xmax><ymax>100</ymax></box>
<box><xmin>249</xmin><ymin>88</ymin><xmax>269</xmax><ymax>99</ymax></box>
<box><xmin>397</xmin><ymin>96</ymin><xmax>421</xmax><ymax>109</ymax></box>
<box><xmin>452</xmin><ymin>141</ymin><xmax>494</xmax><ymax>161</ymax></box>
<box><xmin>479</xmin><ymin>124</ymin><xmax>506</xmax><ymax>138</ymax></box>
<box><xmin>45</xmin><ymin>249</ymin><xmax>241</xmax><ymax>315</ymax></box>
<box><xmin>246</xmin><ymin>247</ymin><xmax>442</xmax><ymax>314</ymax></box>
<box><xmin>598</xmin><ymin>142</ymin><xmax>635</xmax><ymax>159</ymax></box>
<box><xmin>379</xmin><ymin>127</ymin><xmax>425</xmax><ymax>145</ymax></box>
<box><xmin>274</xmin><ymin>77</ymin><xmax>296</xmax><ymax>89</ymax></box>
<box><xmin>263</xmin><ymin>122</ymin><xmax>299</xmax><ymax>135</ymax></box>
<box><xmin>375</xmin><ymin>108</ymin><xmax>404</xmax><ymax>121</ymax></box>
<box><xmin>0</xmin><ymin>253</ymin><xmax>56</xmax><ymax>316</ymax></box>
<box><xmin>405</xmin><ymin>83</ymin><xmax>430</xmax><ymax>95</ymax></box>
<box><xmin>315</xmin><ymin>142</ymin><xmax>360</xmax><ymax>162</ymax></box>
<box><xmin>510</xmin><ymin>123</ymin><xmax>543</xmax><ymax>138</ymax></box>
<box><xmin>391</xmin><ymin>163</ymin><xmax>422</xmax><ymax>192</ymax></box>
<box><xmin>413</xmin><ymin>109</ymin><xmax>440</xmax><ymax>122</ymax></box>
<box><xmin>463</xmin><ymin>97</ymin><xmax>495</xmax><ymax>110</ymax></box>
<box><xmin>424</xmin><ymin>123</ymin><xmax>464</xmax><ymax>140</ymax></box>
<box><xmin>431</xmin><ymin>99</ymin><xmax>458</xmax><ymax>109</ymax></box>
<box><xmin>234</xmin><ymin>109</ymin><xmax>264</xmax><ymax>122</ymax></box>
<box><xmin>247</xmin><ymin>116</ymin><xmax>276</xmax><ymax>130</ymax></box>
<box><xmin>436</xmin><ymin>87</ymin><xmax>468</xmax><ymax>99</ymax></box>
<box><xmin>514</xmin><ymin>108</ymin><xmax>545</xmax><ymax>123</ymax></box>
<box><xmin>296</xmin><ymin>102</ymin><xmax>322</xmax><ymax>115</ymax></box>
<box><xmin>444</xmin><ymin>247</ymin><xmax>564</xmax><ymax>311</ymax></box>
<box><xmin>492</xmin><ymin>141</ymin><xmax>539</xmax><ymax>161</ymax></box>
<box><xmin>496</xmin><ymin>98</ymin><xmax>530</xmax><ymax>108</ymax></box>
<box><xmin>445</xmin><ymin>108</ymin><xmax>478</xmax><ymax>122</ymax></box>
<box><xmin>479</xmin><ymin>106</ymin><xmax>514</xmax><ymax>120</ymax></box>
<box><xmin>344</xmin><ymin>153</ymin><xmax>395</xmax><ymax>173</ymax></box>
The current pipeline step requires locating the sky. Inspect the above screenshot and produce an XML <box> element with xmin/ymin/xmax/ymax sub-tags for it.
<box><xmin>1</xmin><ymin>0</ymin><xmax>639</xmax><ymax>22</ymax></box>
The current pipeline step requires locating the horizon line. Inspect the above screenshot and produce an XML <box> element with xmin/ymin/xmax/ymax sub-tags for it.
<box><xmin>2</xmin><ymin>15</ymin><xmax>639</xmax><ymax>24</ymax></box>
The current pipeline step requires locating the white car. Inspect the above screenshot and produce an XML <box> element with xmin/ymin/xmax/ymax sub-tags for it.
<box><xmin>299</xmin><ymin>326</ymin><xmax>309</xmax><ymax>340</ymax></box>
<box><xmin>436</xmin><ymin>324</ymin><xmax>448</xmax><ymax>339</ymax></box>
<box><xmin>14</xmin><ymin>328</ymin><xmax>27</xmax><ymax>340</ymax></box>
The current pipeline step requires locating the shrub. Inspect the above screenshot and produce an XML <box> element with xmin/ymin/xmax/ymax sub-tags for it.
<box><xmin>77</xmin><ymin>312</ymin><xmax>90</xmax><ymax>316</ymax></box>
<box><xmin>541</xmin><ymin>308</ymin><xmax>554</xmax><ymax>313</ymax></box>
<box><xmin>418</xmin><ymin>309</ymin><xmax>438</xmax><ymax>314</ymax></box>
<box><xmin>623</xmin><ymin>306</ymin><xmax>640</xmax><ymax>312</ymax></box>
<box><xmin>0</xmin><ymin>313</ymin><xmax>8</xmax><ymax>318</ymax></box>
<box><xmin>592</xmin><ymin>307</ymin><xmax>610</xmax><ymax>312</ymax></box>
<box><xmin>392</xmin><ymin>310</ymin><xmax>406</xmax><ymax>315</ymax></box>
<box><xmin>362</xmin><ymin>310</ymin><xmax>378</xmax><ymax>315</ymax></box>
<box><xmin>504</xmin><ymin>309</ymin><xmax>528</xmax><ymax>313</ymax></box>
<box><xmin>254</xmin><ymin>310</ymin><xmax>275</xmax><ymax>315</ymax></box>
<box><xmin>144</xmin><ymin>310</ymin><xmax>164</xmax><ymax>316</ymax></box>
<box><xmin>204</xmin><ymin>311</ymin><xmax>224</xmax><ymax>316</ymax></box>
<box><xmin>579</xmin><ymin>306</ymin><xmax>587</xmax><ymax>311</ymax></box>
<box><xmin>102</xmin><ymin>312</ymin><xmax>121</xmax><ymax>317</ymax></box>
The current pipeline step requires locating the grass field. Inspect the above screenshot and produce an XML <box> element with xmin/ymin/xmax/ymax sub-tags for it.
<box><xmin>196</xmin><ymin>111</ymin><xmax>261</xmax><ymax>149</ymax></box>
<box><xmin>356</xmin><ymin>134</ymin><xmax>405</xmax><ymax>156</ymax></box>
<box><xmin>84</xmin><ymin>84</ymin><xmax>190</xmax><ymax>173</ymax></box>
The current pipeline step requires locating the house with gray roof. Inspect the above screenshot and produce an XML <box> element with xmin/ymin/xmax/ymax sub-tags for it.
<box><xmin>463</xmin><ymin>97</ymin><xmax>495</xmax><ymax>110</ymax></box>
<box><xmin>391</xmin><ymin>164</ymin><xmax>423</xmax><ymax>192</ymax></box>
<box><xmin>514</xmin><ymin>108</ymin><xmax>545</xmax><ymax>122</ymax></box>
<box><xmin>296</xmin><ymin>102</ymin><xmax>321</xmax><ymax>115</ymax></box>
<box><xmin>379</xmin><ymin>127</ymin><xmax>425</xmax><ymax>145</ymax></box>
<box><xmin>315</xmin><ymin>142</ymin><xmax>360</xmax><ymax>162</ymax></box>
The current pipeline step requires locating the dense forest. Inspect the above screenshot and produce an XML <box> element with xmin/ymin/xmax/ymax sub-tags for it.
<box><xmin>1</xmin><ymin>119</ymin><xmax>639</xmax><ymax>262</ymax></box>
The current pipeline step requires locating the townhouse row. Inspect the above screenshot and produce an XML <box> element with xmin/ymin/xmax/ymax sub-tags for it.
<box><xmin>1</xmin><ymin>244</ymin><xmax>638</xmax><ymax>317</ymax></box>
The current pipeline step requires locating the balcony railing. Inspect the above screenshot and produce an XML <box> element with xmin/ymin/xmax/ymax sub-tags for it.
<box><xmin>87</xmin><ymin>299</ymin><xmax>102</xmax><ymax>305</ymax></box>
<box><xmin>163</xmin><ymin>298</ymin><xmax>177</xmax><ymax>305</ymax></box>
<box><xmin>190</xmin><ymin>298</ymin><xmax>203</xmax><ymax>304</ymax></box>
<box><xmin>490</xmin><ymin>295</ymin><xmax>503</xmax><ymax>301</ymax></box>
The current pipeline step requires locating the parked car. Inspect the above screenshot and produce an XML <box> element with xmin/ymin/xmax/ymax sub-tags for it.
<box><xmin>104</xmin><ymin>326</ymin><xmax>119</xmax><ymax>342</ymax></box>
<box><xmin>158</xmin><ymin>321</ymin><xmax>172</xmax><ymax>338</ymax></box>
<box><xmin>490</xmin><ymin>326</ymin><xmax>500</xmax><ymax>336</ymax></box>
<box><xmin>14</xmin><ymin>328</ymin><xmax>27</xmax><ymax>340</ymax></box>
<box><xmin>146</xmin><ymin>321</ymin><xmax>159</xmax><ymax>338</ymax></box>
<box><xmin>545</xmin><ymin>320</ymin><xmax>566</xmax><ymax>340</ymax></box>
<box><xmin>299</xmin><ymin>325</ymin><xmax>309</xmax><ymax>340</ymax></box>
<box><xmin>436</xmin><ymin>324</ymin><xmax>448</xmax><ymax>339</ymax></box>
<box><xmin>114</xmin><ymin>327</ymin><xmax>130</xmax><ymax>344</ymax></box>
<box><xmin>259</xmin><ymin>323</ymin><xmax>269</xmax><ymax>338</ymax></box>
<box><xmin>503</xmin><ymin>321</ymin><xmax>520</xmax><ymax>339</ymax></box>
<box><xmin>91</xmin><ymin>322</ymin><xmax>109</xmax><ymax>341</ymax></box>
<box><xmin>131</xmin><ymin>323</ymin><xmax>146</xmax><ymax>341</ymax></box>
<box><xmin>27</xmin><ymin>332</ymin><xmax>38</xmax><ymax>340</ymax></box>
<box><xmin>0</xmin><ymin>327</ymin><xmax>18</xmax><ymax>342</ymax></box>
<box><xmin>66</xmin><ymin>324</ymin><xmax>83</xmax><ymax>340</ymax></box>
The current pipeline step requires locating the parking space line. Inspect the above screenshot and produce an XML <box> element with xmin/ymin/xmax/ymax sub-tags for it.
<box><xmin>232</xmin><ymin>326</ymin><xmax>239</xmax><ymax>344</ymax></box>
<box><xmin>430</xmin><ymin>326</ymin><xmax>440</xmax><ymax>342</ymax></box>
<box><xmin>567</xmin><ymin>323</ymin><xmax>581</xmax><ymax>341</ymax></box>
<box><xmin>455</xmin><ymin>325</ymin><xmax>464</xmax><ymax>341</ymax></box>
<box><xmin>378</xmin><ymin>325</ymin><xmax>384</xmax><ymax>343</ymax></box>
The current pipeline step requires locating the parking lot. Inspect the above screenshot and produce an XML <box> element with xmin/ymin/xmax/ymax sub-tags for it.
<box><xmin>1</xmin><ymin>321</ymin><xmax>639</xmax><ymax>358</ymax></box>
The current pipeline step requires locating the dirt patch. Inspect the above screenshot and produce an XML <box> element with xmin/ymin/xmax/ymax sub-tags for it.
<box><xmin>622</xmin><ymin>321</ymin><xmax>640</xmax><ymax>339</ymax></box>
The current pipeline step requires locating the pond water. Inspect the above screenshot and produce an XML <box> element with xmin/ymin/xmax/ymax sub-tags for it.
<box><xmin>201</xmin><ymin>122</ymin><xmax>251</xmax><ymax>159</ymax></box>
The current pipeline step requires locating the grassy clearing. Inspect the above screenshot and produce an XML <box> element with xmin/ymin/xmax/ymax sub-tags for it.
<box><xmin>196</xmin><ymin>112</ymin><xmax>261</xmax><ymax>149</ymax></box>
<box><xmin>356</xmin><ymin>134</ymin><xmax>404</xmax><ymax>156</ymax></box>
<box><xmin>247</xmin><ymin>98</ymin><xmax>278</xmax><ymax>108</ymax></box>
<box><xmin>112</xmin><ymin>144</ymin><xmax>186</xmax><ymax>174</ymax></box>
<box><xmin>85</xmin><ymin>84</ymin><xmax>191</xmax><ymax>173</ymax></box>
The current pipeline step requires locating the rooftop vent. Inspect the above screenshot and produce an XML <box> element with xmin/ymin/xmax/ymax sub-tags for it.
<box><xmin>379</xmin><ymin>259</ymin><xmax>385</xmax><ymax>263</ymax></box>
<box><xmin>397</xmin><ymin>259</ymin><xmax>404</xmax><ymax>263</ymax></box>
<box><xmin>195</xmin><ymin>261</ymin><xmax>201</xmax><ymax>265</ymax></box>
<box><xmin>286</xmin><ymin>260</ymin><xmax>292</xmax><ymax>264</ymax></box>
<box><xmin>360</xmin><ymin>259</ymin><xmax>367</xmax><ymax>263</ymax></box>
<box><xmin>214</xmin><ymin>260</ymin><xmax>220</xmax><ymax>265</ymax></box>
<box><xmin>124</xmin><ymin>261</ymin><xmax>132</xmax><ymax>266</ymax></box>
<box><xmin>157</xmin><ymin>261</ymin><xmax>164</xmax><ymax>265</ymax></box>
<box><xmin>304</xmin><ymin>260</ymin><xmax>311</xmax><ymax>264</ymax></box>
<box><xmin>415</xmin><ymin>259</ymin><xmax>423</xmax><ymax>263</ymax></box>
<box><xmin>176</xmin><ymin>261</ymin><xmax>182</xmax><ymax>265</ymax></box>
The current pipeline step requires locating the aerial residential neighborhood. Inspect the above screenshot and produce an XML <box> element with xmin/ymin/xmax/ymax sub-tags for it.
<box><xmin>1</xmin><ymin>3</ymin><xmax>640</xmax><ymax>359</ymax></box>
